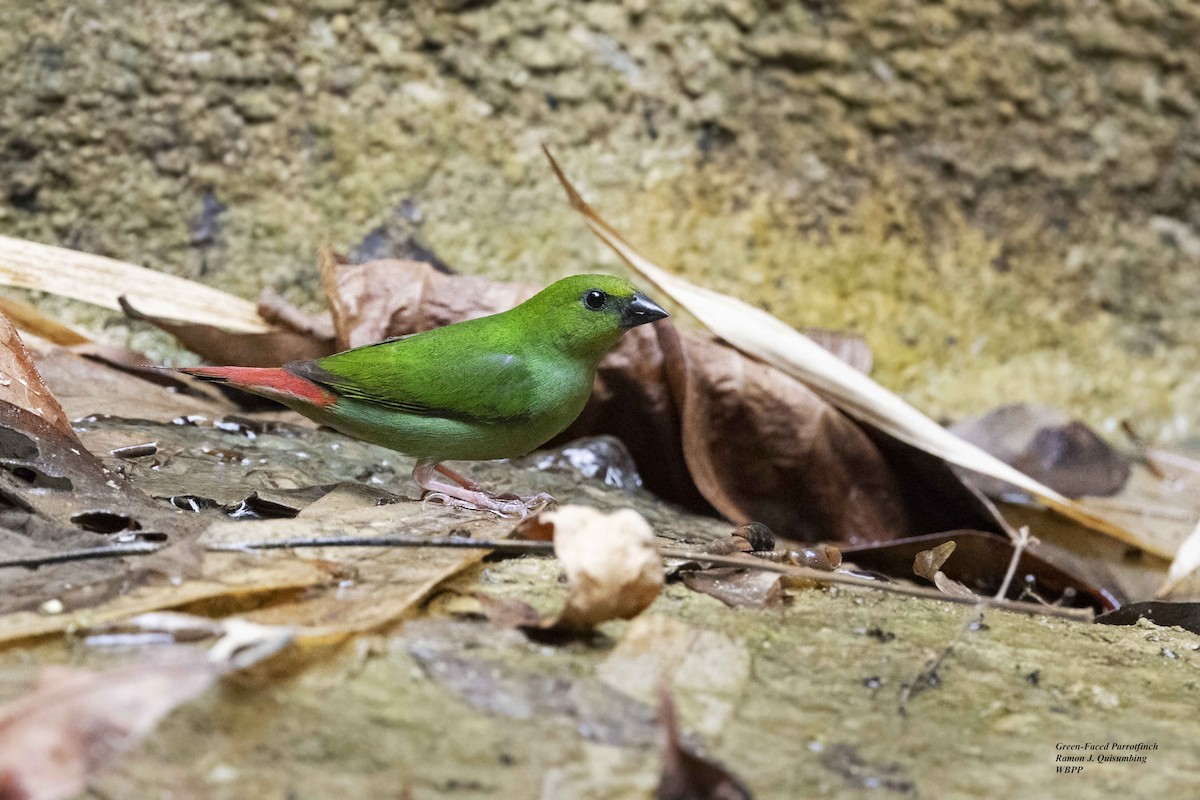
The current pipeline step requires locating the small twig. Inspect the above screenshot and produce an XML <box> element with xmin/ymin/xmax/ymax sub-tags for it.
<box><xmin>993</xmin><ymin>525</ymin><xmax>1034</xmax><ymax>600</ymax></box>
<box><xmin>960</xmin><ymin>479</ymin><xmax>1023</xmax><ymax>543</ymax></box>
<box><xmin>0</xmin><ymin>542</ymin><xmax>164</xmax><ymax>569</ymax></box>
<box><xmin>658</xmin><ymin>547</ymin><xmax>1093</xmax><ymax>622</ymax></box>
<box><xmin>204</xmin><ymin>535</ymin><xmax>556</xmax><ymax>556</ymax></box>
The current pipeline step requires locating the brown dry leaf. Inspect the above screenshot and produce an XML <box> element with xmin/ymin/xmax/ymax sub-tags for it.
<box><xmin>0</xmin><ymin>315</ymin><xmax>209</xmax><ymax>585</ymax></box>
<box><xmin>550</xmin><ymin>505</ymin><xmax>664</xmax><ymax>630</ymax></box>
<box><xmin>1075</xmin><ymin>450</ymin><xmax>1200</xmax><ymax>566</ymax></box>
<box><xmin>34</xmin><ymin>347</ymin><xmax>239</xmax><ymax>422</ymax></box>
<box><xmin>996</xmin><ymin>449</ymin><xmax>1200</xmax><ymax>603</ymax></box>
<box><xmin>681</xmin><ymin>568</ymin><xmax>785</xmax><ymax>608</ymax></box>
<box><xmin>913</xmin><ymin>541</ymin><xmax>956</xmax><ymax>581</ymax></box>
<box><xmin>0</xmin><ymin>309</ymin><xmax>71</xmax><ymax>434</ymax></box>
<box><xmin>951</xmin><ymin>403</ymin><xmax>1131</xmax><ymax>498</ymax></box>
<box><xmin>320</xmin><ymin>248</ymin><xmax>536</xmax><ymax>349</ymax></box>
<box><xmin>119</xmin><ymin>297</ymin><xmax>335</xmax><ymax>367</ymax></box>
<box><xmin>912</xmin><ymin>541</ymin><xmax>975</xmax><ymax>598</ymax></box>
<box><xmin>543</xmin><ymin>147</ymin><xmax>1160</xmax><ymax>558</ymax></box>
<box><xmin>932</xmin><ymin>571</ymin><xmax>976</xmax><ymax>599</ymax></box>
<box><xmin>0</xmin><ymin>234</ymin><xmax>269</xmax><ymax>332</ymax></box>
<box><xmin>256</xmin><ymin>287</ymin><xmax>336</xmax><ymax>342</ymax></box>
<box><xmin>199</xmin><ymin>486</ymin><xmax>520</xmax><ymax>643</ymax></box>
<box><xmin>0</xmin><ymin>648</ymin><xmax>219</xmax><ymax>800</ymax></box>
<box><xmin>656</xmin><ymin>686</ymin><xmax>754</xmax><ymax>800</ymax></box>
<box><xmin>661</xmin><ymin>329</ymin><xmax>908</xmax><ymax>544</ymax></box>
<box><xmin>0</xmin><ymin>546</ymin><xmax>330</xmax><ymax>646</ymax></box>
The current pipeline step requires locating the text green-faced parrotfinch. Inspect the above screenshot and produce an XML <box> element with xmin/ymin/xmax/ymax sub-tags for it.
<box><xmin>179</xmin><ymin>274</ymin><xmax>669</xmax><ymax>517</ymax></box>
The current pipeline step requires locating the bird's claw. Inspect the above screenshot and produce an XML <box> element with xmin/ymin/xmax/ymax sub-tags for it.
<box><xmin>421</xmin><ymin>491</ymin><xmax>556</xmax><ymax>521</ymax></box>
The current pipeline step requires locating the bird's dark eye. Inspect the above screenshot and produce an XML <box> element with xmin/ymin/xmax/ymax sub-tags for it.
<box><xmin>583</xmin><ymin>289</ymin><xmax>607</xmax><ymax>310</ymax></box>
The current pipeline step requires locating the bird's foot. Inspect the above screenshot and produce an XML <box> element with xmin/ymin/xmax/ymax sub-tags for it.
<box><xmin>413</xmin><ymin>458</ymin><xmax>555</xmax><ymax>520</ymax></box>
<box><xmin>422</xmin><ymin>490</ymin><xmax>555</xmax><ymax>520</ymax></box>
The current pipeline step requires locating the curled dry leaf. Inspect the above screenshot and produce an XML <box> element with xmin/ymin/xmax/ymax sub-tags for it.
<box><xmin>480</xmin><ymin>506</ymin><xmax>664</xmax><ymax>633</ymax></box>
<box><xmin>913</xmin><ymin>541</ymin><xmax>956</xmax><ymax>581</ymax></box>
<box><xmin>319</xmin><ymin>248</ymin><xmax>535</xmax><ymax>349</ymax></box>
<box><xmin>256</xmin><ymin>287</ymin><xmax>336</xmax><ymax>342</ymax></box>
<box><xmin>551</xmin><ymin>505</ymin><xmax>664</xmax><ymax>630</ymax></box>
<box><xmin>912</xmin><ymin>540</ymin><xmax>974</xmax><ymax>597</ymax></box>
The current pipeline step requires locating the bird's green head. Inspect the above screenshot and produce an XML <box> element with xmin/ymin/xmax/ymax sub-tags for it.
<box><xmin>520</xmin><ymin>274</ymin><xmax>669</xmax><ymax>361</ymax></box>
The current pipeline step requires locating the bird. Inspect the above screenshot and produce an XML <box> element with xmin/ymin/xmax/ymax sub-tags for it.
<box><xmin>178</xmin><ymin>274</ymin><xmax>669</xmax><ymax>517</ymax></box>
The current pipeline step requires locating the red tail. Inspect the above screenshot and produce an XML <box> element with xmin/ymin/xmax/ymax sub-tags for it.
<box><xmin>177</xmin><ymin>366</ymin><xmax>337</xmax><ymax>408</ymax></box>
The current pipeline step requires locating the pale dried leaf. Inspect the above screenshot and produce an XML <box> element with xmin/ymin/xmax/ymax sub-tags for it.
<box><xmin>544</xmin><ymin>147</ymin><xmax>1163</xmax><ymax>559</ymax></box>
<box><xmin>0</xmin><ymin>234</ymin><xmax>269</xmax><ymax>332</ymax></box>
<box><xmin>0</xmin><ymin>294</ymin><xmax>90</xmax><ymax>346</ymax></box>
<box><xmin>548</xmin><ymin>505</ymin><xmax>664</xmax><ymax>630</ymax></box>
<box><xmin>801</xmin><ymin>327</ymin><xmax>872</xmax><ymax>374</ymax></box>
<box><xmin>1160</xmin><ymin>520</ymin><xmax>1200</xmax><ymax>600</ymax></box>
<box><xmin>932</xmin><ymin>571</ymin><xmax>976</xmax><ymax>598</ymax></box>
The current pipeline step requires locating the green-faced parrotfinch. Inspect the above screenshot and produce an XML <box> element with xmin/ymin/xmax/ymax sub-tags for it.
<box><xmin>179</xmin><ymin>274</ymin><xmax>669</xmax><ymax>517</ymax></box>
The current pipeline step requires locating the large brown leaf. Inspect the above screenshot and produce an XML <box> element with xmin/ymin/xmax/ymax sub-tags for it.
<box><xmin>660</xmin><ymin>328</ymin><xmax>908</xmax><ymax>544</ymax></box>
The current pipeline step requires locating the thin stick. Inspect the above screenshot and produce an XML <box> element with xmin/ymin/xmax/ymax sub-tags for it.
<box><xmin>0</xmin><ymin>542</ymin><xmax>164</xmax><ymax>569</ymax></box>
<box><xmin>993</xmin><ymin>525</ymin><xmax>1032</xmax><ymax>600</ymax></box>
<box><xmin>204</xmin><ymin>535</ymin><xmax>556</xmax><ymax>555</ymax></box>
<box><xmin>658</xmin><ymin>547</ymin><xmax>1093</xmax><ymax>622</ymax></box>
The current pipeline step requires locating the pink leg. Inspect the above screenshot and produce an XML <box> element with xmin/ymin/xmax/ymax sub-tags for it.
<box><xmin>412</xmin><ymin>458</ymin><xmax>555</xmax><ymax>520</ymax></box>
<box><xmin>435</xmin><ymin>462</ymin><xmax>482</xmax><ymax>491</ymax></box>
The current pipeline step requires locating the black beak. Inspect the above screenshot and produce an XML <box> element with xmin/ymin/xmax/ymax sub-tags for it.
<box><xmin>621</xmin><ymin>292</ymin><xmax>669</xmax><ymax>329</ymax></box>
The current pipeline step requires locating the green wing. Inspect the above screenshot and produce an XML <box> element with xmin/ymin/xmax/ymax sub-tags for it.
<box><xmin>293</xmin><ymin>321</ymin><xmax>537</xmax><ymax>424</ymax></box>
